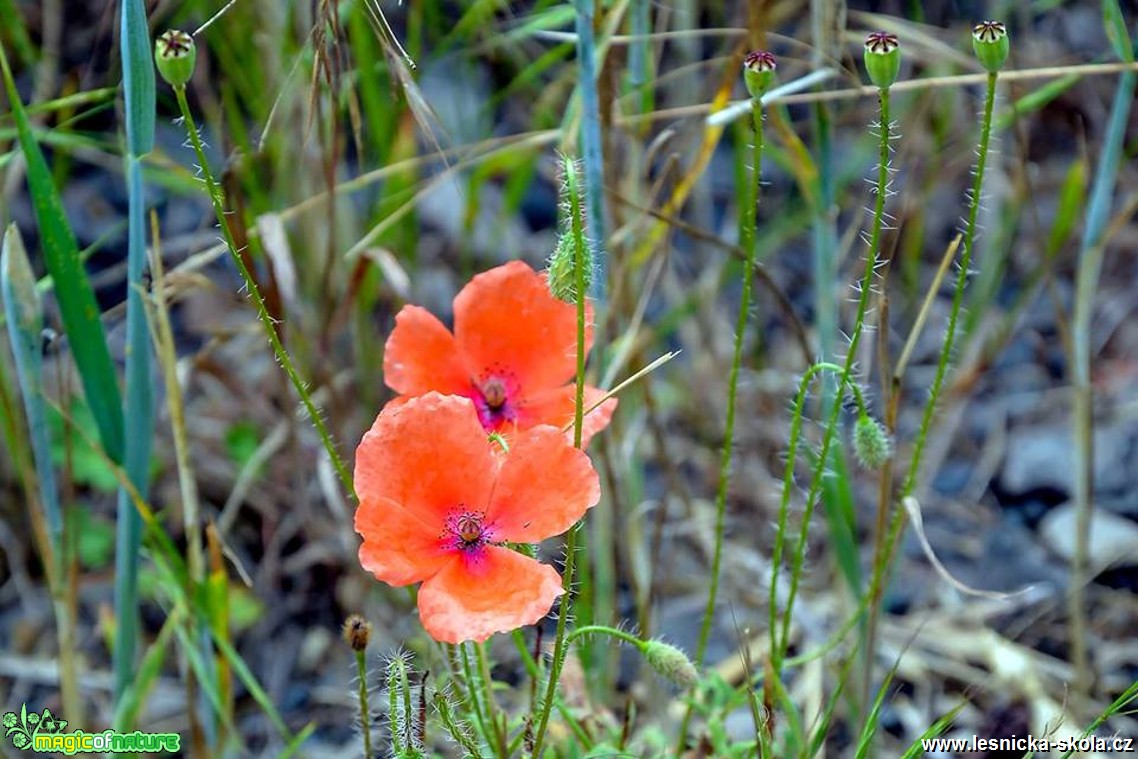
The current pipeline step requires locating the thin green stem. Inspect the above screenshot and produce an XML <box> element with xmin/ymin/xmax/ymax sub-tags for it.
<box><xmin>860</xmin><ymin>73</ymin><xmax>999</xmax><ymax>705</ymax></box>
<box><xmin>355</xmin><ymin>650</ymin><xmax>372</xmax><ymax>759</ymax></box>
<box><xmin>530</xmin><ymin>157</ymin><xmax>590</xmax><ymax>757</ymax></box>
<box><xmin>676</xmin><ymin>92</ymin><xmax>767</xmax><ymax>756</ymax></box>
<box><xmin>475</xmin><ymin>642</ymin><xmax>507</xmax><ymax>756</ymax></box>
<box><xmin>901</xmin><ymin>71</ymin><xmax>996</xmax><ymax>496</ymax></box>
<box><xmin>699</xmin><ymin>97</ymin><xmax>765</xmax><ymax>662</ymax></box>
<box><xmin>400</xmin><ymin>655</ymin><xmax>415</xmax><ymax>751</ymax></box>
<box><xmin>566</xmin><ymin>625</ymin><xmax>646</xmax><ymax>649</ymax></box>
<box><xmin>458</xmin><ymin>643</ymin><xmax>489</xmax><ymax>748</ymax></box>
<box><xmin>773</xmin><ymin>87</ymin><xmax>892</xmax><ymax>676</ymax></box>
<box><xmin>170</xmin><ymin>85</ymin><xmax>353</xmax><ymax>497</ymax></box>
<box><xmin>434</xmin><ymin>692</ymin><xmax>483</xmax><ymax>758</ymax></box>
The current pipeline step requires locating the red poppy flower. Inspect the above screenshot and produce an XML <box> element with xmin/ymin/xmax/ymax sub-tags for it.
<box><xmin>354</xmin><ymin>392</ymin><xmax>600</xmax><ymax>643</ymax></box>
<box><xmin>383</xmin><ymin>261</ymin><xmax>616</xmax><ymax>445</ymax></box>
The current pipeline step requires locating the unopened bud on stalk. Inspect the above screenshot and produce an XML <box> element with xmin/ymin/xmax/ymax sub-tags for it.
<box><xmin>853</xmin><ymin>414</ymin><xmax>892</xmax><ymax>469</ymax></box>
<box><xmin>155</xmin><ymin>29</ymin><xmax>196</xmax><ymax>87</ymax></box>
<box><xmin>342</xmin><ymin>614</ymin><xmax>372</xmax><ymax>652</ymax></box>
<box><xmin>863</xmin><ymin>32</ymin><xmax>901</xmax><ymax>90</ymax></box>
<box><xmin>742</xmin><ymin>50</ymin><xmax>777</xmax><ymax>100</ymax></box>
<box><xmin>642</xmin><ymin>639</ymin><xmax>699</xmax><ymax>688</ymax></box>
<box><xmin>546</xmin><ymin>156</ymin><xmax>594</xmax><ymax>303</ymax></box>
<box><xmin>972</xmin><ymin>21</ymin><xmax>1009</xmax><ymax>73</ymax></box>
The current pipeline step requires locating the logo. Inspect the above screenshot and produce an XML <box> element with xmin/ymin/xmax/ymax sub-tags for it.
<box><xmin>4</xmin><ymin>705</ymin><xmax>180</xmax><ymax>754</ymax></box>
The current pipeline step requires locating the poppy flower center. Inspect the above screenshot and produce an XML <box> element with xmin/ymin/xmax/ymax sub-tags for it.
<box><xmin>482</xmin><ymin>377</ymin><xmax>507</xmax><ymax>409</ymax></box>
<box><xmin>444</xmin><ymin>510</ymin><xmax>491</xmax><ymax>552</ymax></box>
<box><xmin>472</xmin><ymin>372</ymin><xmax>519</xmax><ymax>430</ymax></box>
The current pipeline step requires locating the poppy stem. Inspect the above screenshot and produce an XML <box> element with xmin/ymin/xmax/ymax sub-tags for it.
<box><xmin>353</xmin><ymin>649</ymin><xmax>371</xmax><ymax>758</ymax></box>
<box><xmin>170</xmin><ymin>84</ymin><xmax>354</xmax><ymax>500</ymax></box>
<box><xmin>474</xmin><ymin>642</ymin><xmax>507</xmax><ymax>755</ymax></box>
<box><xmin>531</xmin><ymin>152</ymin><xmax>592</xmax><ymax>757</ymax></box>
<box><xmin>676</xmin><ymin>88</ymin><xmax>767</xmax><ymax>752</ymax></box>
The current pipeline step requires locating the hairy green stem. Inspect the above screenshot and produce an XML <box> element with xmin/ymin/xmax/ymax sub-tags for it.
<box><xmin>566</xmin><ymin>625</ymin><xmax>645</xmax><ymax>649</ymax></box>
<box><xmin>859</xmin><ymin>73</ymin><xmax>999</xmax><ymax>706</ymax></box>
<box><xmin>674</xmin><ymin>90</ymin><xmax>768</xmax><ymax>755</ymax></box>
<box><xmin>170</xmin><ymin>85</ymin><xmax>353</xmax><ymax>497</ymax></box>
<box><xmin>354</xmin><ymin>650</ymin><xmax>371</xmax><ymax>758</ymax></box>
<box><xmin>530</xmin><ymin>158</ymin><xmax>590</xmax><ymax>757</ymax></box>
<box><xmin>697</xmin><ymin>100</ymin><xmax>764</xmax><ymax>664</ymax></box>
<box><xmin>457</xmin><ymin>643</ymin><xmax>489</xmax><ymax>749</ymax></box>
<box><xmin>475</xmin><ymin>642</ymin><xmax>506</xmax><ymax>755</ymax></box>
<box><xmin>773</xmin><ymin>86</ymin><xmax>892</xmax><ymax>678</ymax></box>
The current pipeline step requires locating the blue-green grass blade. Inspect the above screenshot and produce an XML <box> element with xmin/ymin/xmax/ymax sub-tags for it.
<box><xmin>2</xmin><ymin>224</ymin><xmax>62</xmax><ymax>552</ymax></box>
<box><xmin>113</xmin><ymin>0</ymin><xmax>157</xmax><ymax>708</ymax></box>
<box><xmin>0</xmin><ymin>43</ymin><xmax>124</xmax><ymax>463</ymax></box>
<box><xmin>120</xmin><ymin>0</ymin><xmax>154</xmax><ymax>154</ymax></box>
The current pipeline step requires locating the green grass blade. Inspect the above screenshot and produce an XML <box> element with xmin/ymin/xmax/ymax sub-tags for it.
<box><xmin>113</xmin><ymin>0</ymin><xmax>157</xmax><ymax>708</ymax></box>
<box><xmin>113</xmin><ymin>611</ymin><xmax>176</xmax><ymax>730</ymax></box>
<box><xmin>120</xmin><ymin>0</ymin><xmax>155</xmax><ymax>154</ymax></box>
<box><xmin>899</xmin><ymin>703</ymin><xmax>965</xmax><ymax>758</ymax></box>
<box><xmin>1</xmin><ymin>224</ymin><xmax>62</xmax><ymax>551</ymax></box>
<box><xmin>1102</xmin><ymin>0</ymin><xmax>1135</xmax><ymax>62</ymax></box>
<box><xmin>0</xmin><ymin>43</ymin><xmax>124</xmax><ymax>463</ymax></box>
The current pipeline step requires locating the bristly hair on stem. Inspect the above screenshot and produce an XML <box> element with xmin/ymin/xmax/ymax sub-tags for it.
<box><xmin>530</xmin><ymin>149</ymin><xmax>593</xmax><ymax>758</ymax></box>
<box><xmin>158</xmin><ymin>48</ymin><xmax>354</xmax><ymax>499</ymax></box>
<box><xmin>676</xmin><ymin>50</ymin><xmax>774</xmax><ymax>753</ymax></box>
<box><xmin>766</xmin><ymin>34</ymin><xmax>899</xmax><ymax>720</ymax></box>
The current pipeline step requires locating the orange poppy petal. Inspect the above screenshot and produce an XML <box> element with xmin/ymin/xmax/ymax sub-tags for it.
<box><xmin>384</xmin><ymin>305</ymin><xmax>472</xmax><ymax>397</ymax></box>
<box><xmin>453</xmin><ymin>261</ymin><xmax>595</xmax><ymax>392</ymax></box>
<box><xmin>417</xmin><ymin>547</ymin><xmax>563</xmax><ymax>643</ymax></box>
<box><xmin>487</xmin><ymin>426</ymin><xmax>600</xmax><ymax>543</ymax></box>
<box><xmin>518</xmin><ymin>385</ymin><xmax>618</xmax><ymax>447</ymax></box>
<box><xmin>356</xmin><ymin>496</ymin><xmax>453</xmax><ymax>586</ymax></box>
<box><xmin>353</xmin><ymin>393</ymin><xmax>498</xmax><ymax>524</ymax></box>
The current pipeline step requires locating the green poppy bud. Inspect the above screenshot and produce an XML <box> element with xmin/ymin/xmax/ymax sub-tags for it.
<box><xmin>863</xmin><ymin>32</ymin><xmax>901</xmax><ymax>90</ymax></box>
<box><xmin>642</xmin><ymin>639</ymin><xmax>699</xmax><ymax>689</ymax></box>
<box><xmin>972</xmin><ymin>21</ymin><xmax>1009</xmax><ymax>73</ymax></box>
<box><xmin>155</xmin><ymin>29</ymin><xmax>196</xmax><ymax>87</ymax></box>
<box><xmin>853</xmin><ymin>414</ymin><xmax>892</xmax><ymax>470</ymax></box>
<box><xmin>546</xmin><ymin>156</ymin><xmax>595</xmax><ymax>304</ymax></box>
<box><xmin>742</xmin><ymin>50</ymin><xmax>777</xmax><ymax>100</ymax></box>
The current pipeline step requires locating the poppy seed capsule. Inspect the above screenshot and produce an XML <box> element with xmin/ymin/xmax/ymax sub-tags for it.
<box><xmin>342</xmin><ymin>614</ymin><xmax>372</xmax><ymax>651</ymax></box>
<box><xmin>643</xmin><ymin>640</ymin><xmax>699</xmax><ymax>688</ymax></box>
<box><xmin>972</xmin><ymin>21</ymin><xmax>1009</xmax><ymax>73</ymax></box>
<box><xmin>863</xmin><ymin>32</ymin><xmax>901</xmax><ymax>89</ymax></box>
<box><xmin>155</xmin><ymin>29</ymin><xmax>196</xmax><ymax>87</ymax></box>
<box><xmin>742</xmin><ymin>50</ymin><xmax>777</xmax><ymax>100</ymax></box>
<box><xmin>853</xmin><ymin>414</ymin><xmax>892</xmax><ymax>470</ymax></box>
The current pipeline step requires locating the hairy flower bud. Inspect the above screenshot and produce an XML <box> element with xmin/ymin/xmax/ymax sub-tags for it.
<box><xmin>643</xmin><ymin>639</ymin><xmax>699</xmax><ymax>688</ymax></box>
<box><xmin>742</xmin><ymin>50</ymin><xmax>777</xmax><ymax>100</ymax></box>
<box><xmin>342</xmin><ymin>614</ymin><xmax>372</xmax><ymax>652</ymax></box>
<box><xmin>155</xmin><ymin>29</ymin><xmax>196</xmax><ymax>87</ymax></box>
<box><xmin>972</xmin><ymin>21</ymin><xmax>1009</xmax><ymax>73</ymax></box>
<box><xmin>863</xmin><ymin>32</ymin><xmax>901</xmax><ymax>90</ymax></box>
<box><xmin>546</xmin><ymin>156</ymin><xmax>595</xmax><ymax>303</ymax></box>
<box><xmin>853</xmin><ymin>414</ymin><xmax>892</xmax><ymax>470</ymax></box>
